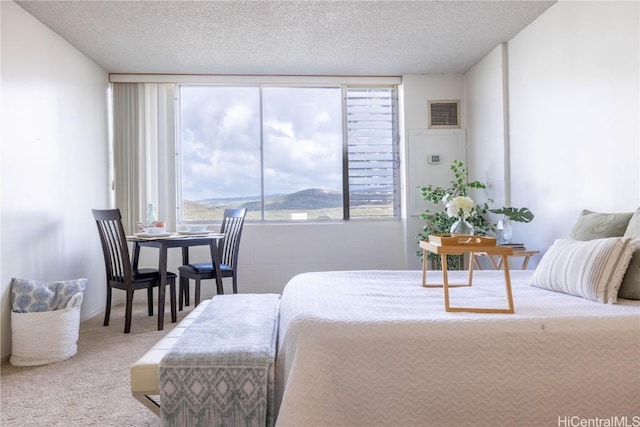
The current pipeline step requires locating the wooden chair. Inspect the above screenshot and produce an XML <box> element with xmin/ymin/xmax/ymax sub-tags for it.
<box><xmin>92</xmin><ymin>209</ymin><xmax>177</xmax><ymax>333</ymax></box>
<box><xmin>178</xmin><ymin>208</ymin><xmax>247</xmax><ymax>309</ymax></box>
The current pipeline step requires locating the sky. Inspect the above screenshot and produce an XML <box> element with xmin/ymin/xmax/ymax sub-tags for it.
<box><xmin>179</xmin><ymin>85</ymin><xmax>343</xmax><ymax>201</ymax></box>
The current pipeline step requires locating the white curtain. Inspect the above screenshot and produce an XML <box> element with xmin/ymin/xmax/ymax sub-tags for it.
<box><xmin>112</xmin><ymin>83</ymin><xmax>175</xmax><ymax>234</ymax></box>
<box><xmin>112</xmin><ymin>83</ymin><xmax>143</xmax><ymax>234</ymax></box>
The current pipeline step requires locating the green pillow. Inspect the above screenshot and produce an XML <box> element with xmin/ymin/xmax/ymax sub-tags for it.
<box><xmin>619</xmin><ymin>208</ymin><xmax>640</xmax><ymax>299</ymax></box>
<box><xmin>569</xmin><ymin>209</ymin><xmax>633</xmax><ymax>241</ymax></box>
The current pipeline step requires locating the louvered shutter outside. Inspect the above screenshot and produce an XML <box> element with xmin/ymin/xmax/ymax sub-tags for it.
<box><xmin>346</xmin><ymin>88</ymin><xmax>399</xmax><ymax>219</ymax></box>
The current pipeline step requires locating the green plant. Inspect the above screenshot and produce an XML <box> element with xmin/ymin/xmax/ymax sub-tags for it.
<box><xmin>415</xmin><ymin>160</ymin><xmax>534</xmax><ymax>269</ymax></box>
<box><xmin>416</xmin><ymin>160</ymin><xmax>494</xmax><ymax>237</ymax></box>
<box><xmin>489</xmin><ymin>206</ymin><xmax>535</xmax><ymax>223</ymax></box>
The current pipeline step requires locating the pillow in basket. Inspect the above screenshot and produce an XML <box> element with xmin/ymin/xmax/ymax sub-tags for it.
<box><xmin>11</xmin><ymin>278</ymin><xmax>87</xmax><ymax>313</ymax></box>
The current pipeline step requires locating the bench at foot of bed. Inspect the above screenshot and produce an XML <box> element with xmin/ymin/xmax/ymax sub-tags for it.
<box><xmin>130</xmin><ymin>293</ymin><xmax>280</xmax><ymax>427</ymax></box>
<box><xmin>130</xmin><ymin>299</ymin><xmax>211</xmax><ymax>415</ymax></box>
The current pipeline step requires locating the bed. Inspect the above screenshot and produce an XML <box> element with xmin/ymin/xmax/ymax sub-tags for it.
<box><xmin>274</xmin><ymin>269</ymin><xmax>640</xmax><ymax>427</ymax></box>
<box><xmin>139</xmin><ymin>216</ymin><xmax>640</xmax><ymax>425</ymax></box>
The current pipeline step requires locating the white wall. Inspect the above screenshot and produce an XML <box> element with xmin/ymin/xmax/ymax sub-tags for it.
<box><xmin>159</xmin><ymin>220</ymin><xmax>405</xmax><ymax>300</ymax></box>
<box><xmin>1</xmin><ymin>1</ymin><xmax>110</xmax><ymax>359</ymax></box>
<box><xmin>386</xmin><ymin>2</ymin><xmax>640</xmax><ymax>273</ymax></box>
<box><xmin>414</xmin><ymin>0</ymin><xmax>639</xmax><ymax>270</ymax></box>
<box><xmin>401</xmin><ymin>74</ymin><xmax>465</xmax><ymax>269</ymax></box>
<box><xmin>465</xmin><ymin>0</ymin><xmax>639</xmax><ymax>265</ymax></box>
<box><xmin>464</xmin><ymin>44</ymin><xmax>508</xmax><ymax>208</ymax></box>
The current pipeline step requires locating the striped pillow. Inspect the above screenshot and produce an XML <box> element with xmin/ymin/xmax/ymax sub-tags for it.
<box><xmin>530</xmin><ymin>238</ymin><xmax>637</xmax><ymax>304</ymax></box>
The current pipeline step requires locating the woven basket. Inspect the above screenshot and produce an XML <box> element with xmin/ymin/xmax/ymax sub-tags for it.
<box><xmin>10</xmin><ymin>293</ymin><xmax>83</xmax><ymax>366</ymax></box>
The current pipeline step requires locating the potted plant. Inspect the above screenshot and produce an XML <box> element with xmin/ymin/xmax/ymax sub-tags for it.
<box><xmin>416</xmin><ymin>160</ymin><xmax>534</xmax><ymax>269</ymax></box>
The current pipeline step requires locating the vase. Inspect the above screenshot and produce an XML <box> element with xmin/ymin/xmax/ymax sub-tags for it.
<box><xmin>450</xmin><ymin>218</ymin><xmax>474</xmax><ymax>236</ymax></box>
<box><xmin>496</xmin><ymin>217</ymin><xmax>512</xmax><ymax>244</ymax></box>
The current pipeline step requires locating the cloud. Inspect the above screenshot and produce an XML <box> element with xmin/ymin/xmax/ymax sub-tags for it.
<box><xmin>179</xmin><ymin>85</ymin><xmax>343</xmax><ymax>201</ymax></box>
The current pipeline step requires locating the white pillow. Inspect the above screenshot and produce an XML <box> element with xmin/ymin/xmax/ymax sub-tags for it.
<box><xmin>529</xmin><ymin>238</ymin><xmax>637</xmax><ymax>304</ymax></box>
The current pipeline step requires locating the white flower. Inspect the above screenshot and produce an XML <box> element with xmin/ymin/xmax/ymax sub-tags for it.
<box><xmin>445</xmin><ymin>196</ymin><xmax>475</xmax><ymax>219</ymax></box>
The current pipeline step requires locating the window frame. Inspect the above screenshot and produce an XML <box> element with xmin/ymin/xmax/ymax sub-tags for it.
<box><xmin>175</xmin><ymin>82</ymin><xmax>400</xmax><ymax>224</ymax></box>
<box><xmin>109</xmin><ymin>75</ymin><xmax>402</xmax><ymax>228</ymax></box>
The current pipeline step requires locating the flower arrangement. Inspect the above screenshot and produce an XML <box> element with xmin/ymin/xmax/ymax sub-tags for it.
<box><xmin>444</xmin><ymin>195</ymin><xmax>477</xmax><ymax>236</ymax></box>
<box><xmin>416</xmin><ymin>160</ymin><xmax>534</xmax><ymax>269</ymax></box>
<box><xmin>417</xmin><ymin>160</ymin><xmax>492</xmax><ymax>243</ymax></box>
<box><xmin>444</xmin><ymin>195</ymin><xmax>475</xmax><ymax>219</ymax></box>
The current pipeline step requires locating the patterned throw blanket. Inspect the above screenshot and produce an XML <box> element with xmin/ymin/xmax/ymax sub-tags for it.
<box><xmin>159</xmin><ymin>293</ymin><xmax>280</xmax><ymax>427</ymax></box>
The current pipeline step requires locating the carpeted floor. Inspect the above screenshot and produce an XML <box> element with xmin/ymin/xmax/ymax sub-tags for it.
<box><xmin>1</xmin><ymin>301</ymin><xmax>195</xmax><ymax>427</ymax></box>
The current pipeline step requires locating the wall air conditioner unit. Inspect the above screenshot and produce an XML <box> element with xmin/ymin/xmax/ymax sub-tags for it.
<box><xmin>428</xmin><ymin>100</ymin><xmax>460</xmax><ymax>129</ymax></box>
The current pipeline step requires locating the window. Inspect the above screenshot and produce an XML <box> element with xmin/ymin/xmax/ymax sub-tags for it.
<box><xmin>177</xmin><ymin>84</ymin><xmax>398</xmax><ymax>222</ymax></box>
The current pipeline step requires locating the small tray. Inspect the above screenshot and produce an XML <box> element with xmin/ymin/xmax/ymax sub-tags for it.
<box><xmin>428</xmin><ymin>234</ymin><xmax>497</xmax><ymax>247</ymax></box>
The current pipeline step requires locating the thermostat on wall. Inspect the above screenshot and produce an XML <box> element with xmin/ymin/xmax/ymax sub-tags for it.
<box><xmin>428</xmin><ymin>154</ymin><xmax>441</xmax><ymax>164</ymax></box>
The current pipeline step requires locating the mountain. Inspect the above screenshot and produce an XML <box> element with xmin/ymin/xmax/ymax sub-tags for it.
<box><xmin>239</xmin><ymin>188</ymin><xmax>342</xmax><ymax>211</ymax></box>
<box><xmin>192</xmin><ymin>187</ymin><xmax>394</xmax><ymax>211</ymax></box>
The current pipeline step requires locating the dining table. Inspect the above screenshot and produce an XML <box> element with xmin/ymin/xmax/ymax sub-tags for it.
<box><xmin>127</xmin><ymin>232</ymin><xmax>225</xmax><ymax>330</ymax></box>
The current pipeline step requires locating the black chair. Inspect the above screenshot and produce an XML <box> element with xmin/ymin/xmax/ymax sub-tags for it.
<box><xmin>178</xmin><ymin>208</ymin><xmax>247</xmax><ymax>309</ymax></box>
<box><xmin>92</xmin><ymin>208</ymin><xmax>177</xmax><ymax>333</ymax></box>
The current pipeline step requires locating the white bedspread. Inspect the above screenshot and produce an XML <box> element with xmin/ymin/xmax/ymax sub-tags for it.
<box><xmin>275</xmin><ymin>270</ymin><xmax>640</xmax><ymax>427</ymax></box>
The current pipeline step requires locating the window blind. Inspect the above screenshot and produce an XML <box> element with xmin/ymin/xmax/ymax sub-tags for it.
<box><xmin>346</xmin><ymin>87</ymin><xmax>399</xmax><ymax>219</ymax></box>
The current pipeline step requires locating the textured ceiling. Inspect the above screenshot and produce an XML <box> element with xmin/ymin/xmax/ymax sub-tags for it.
<box><xmin>16</xmin><ymin>0</ymin><xmax>555</xmax><ymax>76</ymax></box>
